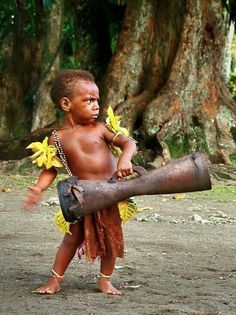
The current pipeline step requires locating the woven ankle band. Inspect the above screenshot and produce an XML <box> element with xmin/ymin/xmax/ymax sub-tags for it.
<box><xmin>99</xmin><ymin>272</ymin><xmax>111</xmax><ymax>278</ymax></box>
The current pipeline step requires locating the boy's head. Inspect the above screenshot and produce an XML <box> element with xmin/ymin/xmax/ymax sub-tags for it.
<box><xmin>50</xmin><ymin>69</ymin><xmax>95</xmax><ymax>109</ymax></box>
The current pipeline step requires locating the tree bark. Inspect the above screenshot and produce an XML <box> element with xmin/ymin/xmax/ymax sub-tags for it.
<box><xmin>101</xmin><ymin>0</ymin><xmax>236</xmax><ymax>165</ymax></box>
<box><xmin>0</xmin><ymin>3</ymin><xmax>31</xmax><ymax>141</ymax></box>
<box><xmin>0</xmin><ymin>1</ymin><xmax>63</xmax><ymax>135</ymax></box>
<box><xmin>0</xmin><ymin>1</ymin><xmax>63</xmax><ymax>158</ymax></box>
<box><xmin>31</xmin><ymin>0</ymin><xmax>64</xmax><ymax>132</ymax></box>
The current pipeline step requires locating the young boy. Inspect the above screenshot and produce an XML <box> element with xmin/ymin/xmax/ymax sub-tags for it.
<box><xmin>23</xmin><ymin>69</ymin><xmax>137</xmax><ymax>295</ymax></box>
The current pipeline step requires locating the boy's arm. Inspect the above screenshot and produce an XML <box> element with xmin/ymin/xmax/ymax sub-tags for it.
<box><xmin>34</xmin><ymin>167</ymin><xmax>58</xmax><ymax>191</ymax></box>
<box><xmin>23</xmin><ymin>167</ymin><xmax>57</xmax><ymax>210</ymax></box>
<box><xmin>113</xmin><ymin>135</ymin><xmax>137</xmax><ymax>177</ymax></box>
<box><xmin>102</xmin><ymin>123</ymin><xmax>137</xmax><ymax>177</ymax></box>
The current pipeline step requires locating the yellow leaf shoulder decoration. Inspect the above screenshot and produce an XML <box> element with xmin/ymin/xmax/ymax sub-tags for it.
<box><xmin>106</xmin><ymin>106</ymin><xmax>129</xmax><ymax>137</ymax></box>
<box><xmin>26</xmin><ymin>136</ymin><xmax>63</xmax><ymax>169</ymax></box>
<box><xmin>105</xmin><ymin>106</ymin><xmax>136</xmax><ymax>157</ymax></box>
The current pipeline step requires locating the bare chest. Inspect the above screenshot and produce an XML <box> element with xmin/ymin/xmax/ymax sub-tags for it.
<box><xmin>61</xmin><ymin>132</ymin><xmax>107</xmax><ymax>156</ymax></box>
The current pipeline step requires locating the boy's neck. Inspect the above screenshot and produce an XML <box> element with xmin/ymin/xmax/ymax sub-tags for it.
<box><xmin>63</xmin><ymin>116</ymin><xmax>95</xmax><ymax>129</ymax></box>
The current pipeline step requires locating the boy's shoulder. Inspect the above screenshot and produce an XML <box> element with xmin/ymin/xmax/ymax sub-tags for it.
<box><xmin>51</xmin><ymin>122</ymin><xmax>108</xmax><ymax>136</ymax></box>
<box><xmin>94</xmin><ymin>121</ymin><xmax>107</xmax><ymax>130</ymax></box>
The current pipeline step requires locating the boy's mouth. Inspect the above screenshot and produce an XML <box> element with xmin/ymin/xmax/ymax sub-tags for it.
<box><xmin>92</xmin><ymin>111</ymin><xmax>99</xmax><ymax>116</ymax></box>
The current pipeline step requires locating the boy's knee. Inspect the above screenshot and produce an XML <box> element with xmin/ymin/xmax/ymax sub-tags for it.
<box><xmin>63</xmin><ymin>233</ymin><xmax>80</xmax><ymax>247</ymax></box>
<box><xmin>63</xmin><ymin>224</ymin><xmax>83</xmax><ymax>247</ymax></box>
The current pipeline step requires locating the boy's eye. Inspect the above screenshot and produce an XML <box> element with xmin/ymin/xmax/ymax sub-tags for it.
<box><xmin>86</xmin><ymin>98</ymin><xmax>99</xmax><ymax>104</ymax></box>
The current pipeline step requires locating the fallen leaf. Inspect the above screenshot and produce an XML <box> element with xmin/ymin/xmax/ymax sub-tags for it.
<box><xmin>173</xmin><ymin>193</ymin><xmax>185</xmax><ymax>199</ymax></box>
<box><xmin>137</xmin><ymin>206</ymin><xmax>153</xmax><ymax>212</ymax></box>
<box><xmin>1</xmin><ymin>188</ymin><xmax>12</xmax><ymax>193</ymax></box>
<box><xmin>123</xmin><ymin>284</ymin><xmax>141</xmax><ymax>289</ymax></box>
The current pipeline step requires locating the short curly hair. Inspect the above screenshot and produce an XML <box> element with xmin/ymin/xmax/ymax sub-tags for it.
<box><xmin>50</xmin><ymin>69</ymin><xmax>95</xmax><ymax>109</ymax></box>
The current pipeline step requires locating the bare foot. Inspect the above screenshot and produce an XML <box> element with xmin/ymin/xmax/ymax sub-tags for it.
<box><xmin>98</xmin><ymin>277</ymin><xmax>121</xmax><ymax>295</ymax></box>
<box><xmin>31</xmin><ymin>276</ymin><xmax>61</xmax><ymax>295</ymax></box>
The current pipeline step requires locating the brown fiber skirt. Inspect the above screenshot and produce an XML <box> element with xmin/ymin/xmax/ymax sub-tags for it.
<box><xmin>77</xmin><ymin>204</ymin><xmax>124</xmax><ymax>262</ymax></box>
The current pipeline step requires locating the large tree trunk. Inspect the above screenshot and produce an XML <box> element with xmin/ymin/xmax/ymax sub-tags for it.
<box><xmin>0</xmin><ymin>1</ymin><xmax>33</xmax><ymax>140</ymax></box>
<box><xmin>31</xmin><ymin>0</ymin><xmax>64</xmax><ymax>132</ymax></box>
<box><xmin>0</xmin><ymin>1</ymin><xmax>63</xmax><ymax>159</ymax></box>
<box><xmin>101</xmin><ymin>0</ymin><xmax>236</xmax><ymax>166</ymax></box>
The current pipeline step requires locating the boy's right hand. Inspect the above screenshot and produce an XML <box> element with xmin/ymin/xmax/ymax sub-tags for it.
<box><xmin>22</xmin><ymin>185</ymin><xmax>42</xmax><ymax>210</ymax></box>
<box><xmin>116</xmin><ymin>159</ymin><xmax>133</xmax><ymax>178</ymax></box>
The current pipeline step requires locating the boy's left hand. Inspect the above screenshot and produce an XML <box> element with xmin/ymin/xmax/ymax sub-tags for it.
<box><xmin>22</xmin><ymin>185</ymin><xmax>43</xmax><ymax>211</ymax></box>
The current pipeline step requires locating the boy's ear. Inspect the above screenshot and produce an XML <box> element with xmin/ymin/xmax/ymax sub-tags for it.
<box><xmin>60</xmin><ymin>97</ymin><xmax>71</xmax><ymax>112</ymax></box>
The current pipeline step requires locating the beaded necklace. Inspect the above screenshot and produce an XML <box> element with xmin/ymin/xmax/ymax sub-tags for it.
<box><xmin>52</xmin><ymin>130</ymin><xmax>72</xmax><ymax>176</ymax></box>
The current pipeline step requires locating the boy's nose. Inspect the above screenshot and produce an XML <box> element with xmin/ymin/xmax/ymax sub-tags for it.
<box><xmin>93</xmin><ymin>101</ymin><xmax>99</xmax><ymax>109</ymax></box>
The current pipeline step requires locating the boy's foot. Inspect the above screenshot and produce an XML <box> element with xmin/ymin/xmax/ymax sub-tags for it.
<box><xmin>31</xmin><ymin>269</ymin><xmax>64</xmax><ymax>295</ymax></box>
<box><xmin>32</xmin><ymin>276</ymin><xmax>61</xmax><ymax>294</ymax></box>
<box><xmin>98</xmin><ymin>277</ymin><xmax>121</xmax><ymax>295</ymax></box>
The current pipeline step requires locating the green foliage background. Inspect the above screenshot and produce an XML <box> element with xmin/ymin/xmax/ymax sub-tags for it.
<box><xmin>0</xmin><ymin>0</ymin><xmax>125</xmax><ymax>75</ymax></box>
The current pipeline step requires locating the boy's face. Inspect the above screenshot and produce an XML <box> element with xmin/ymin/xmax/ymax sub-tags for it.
<box><xmin>63</xmin><ymin>80</ymin><xmax>100</xmax><ymax>125</ymax></box>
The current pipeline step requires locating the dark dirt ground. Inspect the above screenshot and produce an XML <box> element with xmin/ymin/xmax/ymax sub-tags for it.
<box><xmin>0</xmin><ymin>164</ymin><xmax>236</xmax><ymax>315</ymax></box>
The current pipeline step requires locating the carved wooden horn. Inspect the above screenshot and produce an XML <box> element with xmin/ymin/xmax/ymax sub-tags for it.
<box><xmin>57</xmin><ymin>151</ymin><xmax>212</xmax><ymax>222</ymax></box>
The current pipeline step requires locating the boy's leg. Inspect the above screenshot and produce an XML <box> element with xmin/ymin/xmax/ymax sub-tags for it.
<box><xmin>98</xmin><ymin>255</ymin><xmax>121</xmax><ymax>295</ymax></box>
<box><xmin>34</xmin><ymin>222</ymin><xmax>83</xmax><ymax>294</ymax></box>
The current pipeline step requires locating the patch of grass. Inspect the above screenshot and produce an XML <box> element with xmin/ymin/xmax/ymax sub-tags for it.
<box><xmin>0</xmin><ymin>173</ymin><xmax>68</xmax><ymax>192</ymax></box>
<box><xmin>230</xmin><ymin>126</ymin><xmax>236</xmax><ymax>142</ymax></box>
<box><xmin>0</xmin><ymin>175</ymin><xmax>37</xmax><ymax>190</ymax></box>
<box><xmin>229</xmin><ymin>153</ymin><xmax>236</xmax><ymax>164</ymax></box>
<box><xmin>192</xmin><ymin>185</ymin><xmax>236</xmax><ymax>202</ymax></box>
<box><xmin>166</xmin><ymin>134</ymin><xmax>189</xmax><ymax>159</ymax></box>
<box><xmin>228</xmin><ymin>73</ymin><xmax>236</xmax><ymax>101</ymax></box>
